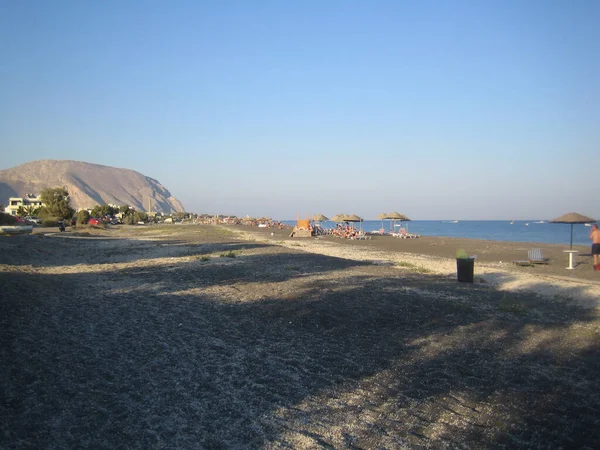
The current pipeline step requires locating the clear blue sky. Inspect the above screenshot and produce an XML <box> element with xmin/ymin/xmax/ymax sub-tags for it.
<box><xmin>1</xmin><ymin>0</ymin><xmax>598</xmax><ymax>220</ymax></box>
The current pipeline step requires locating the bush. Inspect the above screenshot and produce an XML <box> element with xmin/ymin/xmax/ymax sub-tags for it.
<box><xmin>76</xmin><ymin>210</ymin><xmax>91</xmax><ymax>225</ymax></box>
<box><xmin>133</xmin><ymin>211</ymin><xmax>148</xmax><ymax>223</ymax></box>
<box><xmin>456</xmin><ymin>249</ymin><xmax>470</xmax><ymax>259</ymax></box>
<box><xmin>42</xmin><ymin>218</ymin><xmax>59</xmax><ymax>227</ymax></box>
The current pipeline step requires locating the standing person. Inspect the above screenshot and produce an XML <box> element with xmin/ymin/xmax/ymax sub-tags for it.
<box><xmin>590</xmin><ymin>224</ymin><xmax>600</xmax><ymax>270</ymax></box>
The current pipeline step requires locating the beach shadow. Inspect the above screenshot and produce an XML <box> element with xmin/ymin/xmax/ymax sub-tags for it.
<box><xmin>2</xmin><ymin>241</ymin><xmax>600</xmax><ymax>448</ymax></box>
<box><xmin>0</xmin><ymin>233</ymin><xmax>273</xmax><ymax>268</ymax></box>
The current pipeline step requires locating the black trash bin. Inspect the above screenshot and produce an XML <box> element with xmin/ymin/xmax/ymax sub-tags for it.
<box><xmin>456</xmin><ymin>258</ymin><xmax>475</xmax><ymax>283</ymax></box>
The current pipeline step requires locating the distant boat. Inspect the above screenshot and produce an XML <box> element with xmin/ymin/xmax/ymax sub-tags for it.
<box><xmin>451</xmin><ymin>220</ymin><xmax>459</xmax><ymax>223</ymax></box>
<box><xmin>525</xmin><ymin>223</ymin><xmax>529</xmax><ymax>226</ymax></box>
<box><xmin>534</xmin><ymin>220</ymin><xmax>546</xmax><ymax>224</ymax></box>
<box><xmin>510</xmin><ymin>221</ymin><xmax>514</xmax><ymax>225</ymax></box>
<box><xmin>585</xmin><ymin>223</ymin><xmax>592</xmax><ymax>227</ymax></box>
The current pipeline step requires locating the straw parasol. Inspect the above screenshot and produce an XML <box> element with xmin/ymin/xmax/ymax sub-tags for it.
<box><xmin>376</xmin><ymin>212</ymin><xmax>388</xmax><ymax>230</ymax></box>
<box><xmin>330</xmin><ymin>214</ymin><xmax>348</xmax><ymax>223</ymax></box>
<box><xmin>385</xmin><ymin>211</ymin><xmax>406</xmax><ymax>231</ymax></box>
<box><xmin>550</xmin><ymin>212</ymin><xmax>596</xmax><ymax>249</ymax></box>
<box><xmin>345</xmin><ymin>214</ymin><xmax>363</xmax><ymax>222</ymax></box>
<box><xmin>385</xmin><ymin>211</ymin><xmax>404</xmax><ymax>220</ymax></box>
<box><xmin>345</xmin><ymin>214</ymin><xmax>364</xmax><ymax>231</ymax></box>
<box><xmin>311</xmin><ymin>213</ymin><xmax>329</xmax><ymax>222</ymax></box>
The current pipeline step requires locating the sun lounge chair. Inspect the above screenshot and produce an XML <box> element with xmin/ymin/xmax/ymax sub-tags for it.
<box><xmin>528</xmin><ymin>248</ymin><xmax>550</xmax><ymax>264</ymax></box>
<box><xmin>512</xmin><ymin>248</ymin><xmax>550</xmax><ymax>266</ymax></box>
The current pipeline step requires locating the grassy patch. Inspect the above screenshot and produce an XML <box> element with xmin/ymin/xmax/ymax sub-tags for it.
<box><xmin>219</xmin><ymin>251</ymin><xmax>237</xmax><ymax>258</ymax></box>
<box><xmin>396</xmin><ymin>261</ymin><xmax>432</xmax><ymax>273</ymax></box>
<box><xmin>498</xmin><ymin>296</ymin><xmax>528</xmax><ymax>314</ymax></box>
<box><xmin>214</xmin><ymin>227</ymin><xmax>235</xmax><ymax>237</ymax></box>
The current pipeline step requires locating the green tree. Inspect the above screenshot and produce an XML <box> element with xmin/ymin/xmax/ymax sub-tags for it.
<box><xmin>133</xmin><ymin>211</ymin><xmax>148</xmax><ymax>223</ymax></box>
<box><xmin>76</xmin><ymin>210</ymin><xmax>91</xmax><ymax>225</ymax></box>
<box><xmin>39</xmin><ymin>187</ymin><xmax>74</xmax><ymax>220</ymax></box>
<box><xmin>123</xmin><ymin>211</ymin><xmax>147</xmax><ymax>225</ymax></box>
<box><xmin>16</xmin><ymin>204</ymin><xmax>41</xmax><ymax>217</ymax></box>
<box><xmin>120</xmin><ymin>205</ymin><xmax>132</xmax><ymax>215</ymax></box>
<box><xmin>173</xmin><ymin>212</ymin><xmax>187</xmax><ymax>221</ymax></box>
<box><xmin>91</xmin><ymin>204</ymin><xmax>117</xmax><ymax>218</ymax></box>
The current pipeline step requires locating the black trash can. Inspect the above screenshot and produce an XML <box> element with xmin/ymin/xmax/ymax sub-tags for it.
<box><xmin>456</xmin><ymin>258</ymin><xmax>475</xmax><ymax>283</ymax></box>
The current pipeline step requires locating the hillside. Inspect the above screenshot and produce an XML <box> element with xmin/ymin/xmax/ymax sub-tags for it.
<box><xmin>0</xmin><ymin>160</ymin><xmax>185</xmax><ymax>214</ymax></box>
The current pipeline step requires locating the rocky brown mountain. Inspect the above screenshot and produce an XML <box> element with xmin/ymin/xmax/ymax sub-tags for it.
<box><xmin>0</xmin><ymin>160</ymin><xmax>185</xmax><ymax>214</ymax></box>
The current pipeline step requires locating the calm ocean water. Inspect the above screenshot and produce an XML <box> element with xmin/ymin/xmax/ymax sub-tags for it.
<box><xmin>282</xmin><ymin>220</ymin><xmax>596</xmax><ymax>247</ymax></box>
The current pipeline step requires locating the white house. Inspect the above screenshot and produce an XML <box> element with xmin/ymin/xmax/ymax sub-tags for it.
<box><xmin>4</xmin><ymin>194</ymin><xmax>44</xmax><ymax>216</ymax></box>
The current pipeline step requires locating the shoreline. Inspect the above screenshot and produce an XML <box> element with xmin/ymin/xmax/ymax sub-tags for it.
<box><xmin>281</xmin><ymin>219</ymin><xmax>596</xmax><ymax>247</ymax></box>
<box><xmin>226</xmin><ymin>224</ymin><xmax>600</xmax><ymax>307</ymax></box>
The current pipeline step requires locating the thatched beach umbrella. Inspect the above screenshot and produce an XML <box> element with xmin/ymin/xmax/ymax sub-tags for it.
<box><xmin>385</xmin><ymin>211</ymin><xmax>405</xmax><ymax>231</ymax></box>
<box><xmin>550</xmin><ymin>212</ymin><xmax>596</xmax><ymax>249</ymax></box>
<box><xmin>377</xmin><ymin>212</ymin><xmax>388</xmax><ymax>229</ymax></box>
<box><xmin>399</xmin><ymin>214</ymin><xmax>411</xmax><ymax>231</ymax></box>
<box><xmin>345</xmin><ymin>214</ymin><xmax>364</xmax><ymax>231</ymax></box>
<box><xmin>345</xmin><ymin>214</ymin><xmax>363</xmax><ymax>222</ymax></box>
<box><xmin>330</xmin><ymin>214</ymin><xmax>348</xmax><ymax>223</ymax></box>
<box><xmin>311</xmin><ymin>213</ymin><xmax>329</xmax><ymax>222</ymax></box>
<box><xmin>385</xmin><ymin>211</ymin><xmax>404</xmax><ymax>220</ymax></box>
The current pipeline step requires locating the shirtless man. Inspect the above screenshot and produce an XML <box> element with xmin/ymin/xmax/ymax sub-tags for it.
<box><xmin>590</xmin><ymin>224</ymin><xmax>600</xmax><ymax>269</ymax></box>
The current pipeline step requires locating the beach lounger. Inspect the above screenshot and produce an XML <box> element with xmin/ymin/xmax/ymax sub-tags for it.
<box><xmin>528</xmin><ymin>248</ymin><xmax>550</xmax><ymax>264</ymax></box>
<box><xmin>395</xmin><ymin>228</ymin><xmax>420</xmax><ymax>239</ymax></box>
<box><xmin>512</xmin><ymin>248</ymin><xmax>550</xmax><ymax>266</ymax></box>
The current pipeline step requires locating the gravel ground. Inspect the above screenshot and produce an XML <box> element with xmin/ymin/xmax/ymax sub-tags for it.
<box><xmin>1</xmin><ymin>224</ymin><xmax>599</xmax><ymax>449</ymax></box>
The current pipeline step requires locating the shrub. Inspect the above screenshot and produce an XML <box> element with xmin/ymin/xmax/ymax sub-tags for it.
<box><xmin>498</xmin><ymin>295</ymin><xmax>527</xmax><ymax>314</ymax></box>
<box><xmin>133</xmin><ymin>211</ymin><xmax>148</xmax><ymax>223</ymax></box>
<box><xmin>219</xmin><ymin>251</ymin><xmax>236</xmax><ymax>258</ymax></box>
<box><xmin>76</xmin><ymin>210</ymin><xmax>91</xmax><ymax>225</ymax></box>
<box><xmin>456</xmin><ymin>249</ymin><xmax>470</xmax><ymax>259</ymax></box>
<box><xmin>42</xmin><ymin>218</ymin><xmax>59</xmax><ymax>227</ymax></box>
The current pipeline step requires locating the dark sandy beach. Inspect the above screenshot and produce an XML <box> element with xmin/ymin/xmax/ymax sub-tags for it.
<box><xmin>1</xmin><ymin>224</ymin><xmax>599</xmax><ymax>448</ymax></box>
<box><xmin>230</xmin><ymin>224</ymin><xmax>599</xmax><ymax>282</ymax></box>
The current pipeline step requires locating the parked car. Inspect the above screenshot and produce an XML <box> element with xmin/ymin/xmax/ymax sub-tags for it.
<box><xmin>25</xmin><ymin>216</ymin><xmax>42</xmax><ymax>224</ymax></box>
<box><xmin>88</xmin><ymin>218</ymin><xmax>101</xmax><ymax>226</ymax></box>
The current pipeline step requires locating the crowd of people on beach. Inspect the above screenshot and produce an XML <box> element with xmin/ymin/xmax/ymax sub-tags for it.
<box><xmin>330</xmin><ymin>224</ymin><xmax>371</xmax><ymax>240</ymax></box>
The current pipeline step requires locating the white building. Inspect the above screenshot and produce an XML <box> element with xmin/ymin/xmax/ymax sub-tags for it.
<box><xmin>4</xmin><ymin>194</ymin><xmax>44</xmax><ymax>216</ymax></box>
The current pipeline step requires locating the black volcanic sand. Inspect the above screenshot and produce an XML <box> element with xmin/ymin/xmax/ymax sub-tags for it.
<box><xmin>1</xmin><ymin>224</ymin><xmax>600</xmax><ymax>449</ymax></box>
<box><xmin>235</xmin><ymin>224</ymin><xmax>599</xmax><ymax>282</ymax></box>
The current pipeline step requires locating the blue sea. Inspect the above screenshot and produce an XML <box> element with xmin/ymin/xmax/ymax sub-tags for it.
<box><xmin>282</xmin><ymin>220</ymin><xmax>596</xmax><ymax>247</ymax></box>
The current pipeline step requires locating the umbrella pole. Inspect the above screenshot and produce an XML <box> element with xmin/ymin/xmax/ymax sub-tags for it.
<box><xmin>570</xmin><ymin>224</ymin><xmax>573</xmax><ymax>250</ymax></box>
